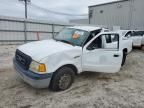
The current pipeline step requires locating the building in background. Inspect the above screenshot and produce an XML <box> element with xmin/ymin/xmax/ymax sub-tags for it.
<box><xmin>70</xmin><ymin>19</ymin><xmax>89</xmax><ymax>24</ymax></box>
<box><xmin>89</xmin><ymin>0</ymin><xmax>144</xmax><ymax>30</ymax></box>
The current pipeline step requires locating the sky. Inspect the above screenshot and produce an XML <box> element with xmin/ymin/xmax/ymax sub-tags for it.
<box><xmin>0</xmin><ymin>0</ymin><xmax>117</xmax><ymax>22</ymax></box>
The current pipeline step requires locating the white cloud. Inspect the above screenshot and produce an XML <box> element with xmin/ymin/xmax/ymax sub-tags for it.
<box><xmin>0</xmin><ymin>0</ymin><xmax>117</xmax><ymax>22</ymax></box>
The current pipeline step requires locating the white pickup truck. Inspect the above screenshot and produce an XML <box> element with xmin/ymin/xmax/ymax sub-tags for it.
<box><xmin>13</xmin><ymin>26</ymin><xmax>125</xmax><ymax>91</ymax></box>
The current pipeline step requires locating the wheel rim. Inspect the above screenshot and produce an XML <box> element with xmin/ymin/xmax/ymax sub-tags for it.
<box><xmin>59</xmin><ymin>74</ymin><xmax>71</xmax><ymax>90</ymax></box>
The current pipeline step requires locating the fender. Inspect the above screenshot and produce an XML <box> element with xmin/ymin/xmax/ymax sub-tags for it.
<box><xmin>40</xmin><ymin>49</ymin><xmax>82</xmax><ymax>74</ymax></box>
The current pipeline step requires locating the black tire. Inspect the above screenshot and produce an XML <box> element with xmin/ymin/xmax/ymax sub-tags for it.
<box><xmin>49</xmin><ymin>67</ymin><xmax>75</xmax><ymax>91</ymax></box>
<box><xmin>121</xmin><ymin>51</ymin><xmax>127</xmax><ymax>66</ymax></box>
<box><xmin>140</xmin><ymin>45</ymin><xmax>143</xmax><ymax>50</ymax></box>
<box><xmin>141</xmin><ymin>45</ymin><xmax>144</xmax><ymax>50</ymax></box>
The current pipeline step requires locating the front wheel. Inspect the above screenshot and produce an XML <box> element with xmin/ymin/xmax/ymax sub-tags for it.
<box><xmin>121</xmin><ymin>51</ymin><xmax>127</xmax><ymax>66</ymax></box>
<box><xmin>49</xmin><ymin>67</ymin><xmax>75</xmax><ymax>91</ymax></box>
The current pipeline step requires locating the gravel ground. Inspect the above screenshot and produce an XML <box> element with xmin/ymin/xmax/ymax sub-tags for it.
<box><xmin>0</xmin><ymin>45</ymin><xmax>144</xmax><ymax>108</ymax></box>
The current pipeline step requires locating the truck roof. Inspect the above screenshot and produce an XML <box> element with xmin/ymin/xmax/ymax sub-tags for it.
<box><xmin>68</xmin><ymin>26</ymin><xmax>104</xmax><ymax>32</ymax></box>
<box><xmin>99</xmin><ymin>31</ymin><xmax>118</xmax><ymax>34</ymax></box>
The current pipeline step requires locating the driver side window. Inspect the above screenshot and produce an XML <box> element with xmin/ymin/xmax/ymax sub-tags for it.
<box><xmin>87</xmin><ymin>34</ymin><xmax>119</xmax><ymax>50</ymax></box>
<box><xmin>87</xmin><ymin>36</ymin><xmax>102</xmax><ymax>50</ymax></box>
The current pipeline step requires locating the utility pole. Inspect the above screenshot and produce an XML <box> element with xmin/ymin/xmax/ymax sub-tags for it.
<box><xmin>19</xmin><ymin>0</ymin><xmax>31</xmax><ymax>19</ymax></box>
<box><xmin>129</xmin><ymin>0</ymin><xmax>134</xmax><ymax>29</ymax></box>
<box><xmin>25</xmin><ymin>0</ymin><xmax>28</xmax><ymax>19</ymax></box>
<box><xmin>19</xmin><ymin>0</ymin><xmax>31</xmax><ymax>42</ymax></box>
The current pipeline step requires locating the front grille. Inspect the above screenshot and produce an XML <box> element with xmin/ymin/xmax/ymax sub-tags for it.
<box><xmin>15</xmin><ymin>49</ymin><xmax>32</xmax><ymax>70</ymax></box>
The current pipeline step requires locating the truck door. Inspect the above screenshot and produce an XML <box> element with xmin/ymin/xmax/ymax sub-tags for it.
<box><xmin>82</xmin><ymin>33</ymin><xmax>122</xmax><ymax>73</ymax></box>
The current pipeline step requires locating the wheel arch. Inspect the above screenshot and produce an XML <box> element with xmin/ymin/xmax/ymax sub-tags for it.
<box><xmin>49</xmin><ymin>64</ymin><xmax>77</xmax><ymax>91</ymax></box>
<box><xmin>54</xmin><ymin>64</ymin><xmax>78</xmax><ymax>75</ymax></box>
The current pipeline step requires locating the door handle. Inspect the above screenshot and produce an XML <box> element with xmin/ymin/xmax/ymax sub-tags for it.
<box><xmin>114</xmin><ymin>54</ymin><xmax>119</xmax><ymax>57</ymax></box>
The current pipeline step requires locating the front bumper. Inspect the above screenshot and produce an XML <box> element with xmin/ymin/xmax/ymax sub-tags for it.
<box><xmin>13</xmin><ymin>58</ymin><xmax>53</xmax><ymax>88</ymax></box>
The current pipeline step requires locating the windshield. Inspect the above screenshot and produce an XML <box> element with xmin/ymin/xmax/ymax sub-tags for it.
<box><xmin>54</xmin><ymin>28</ymin><xmax>89</xmax><ymax>46</ymax></box>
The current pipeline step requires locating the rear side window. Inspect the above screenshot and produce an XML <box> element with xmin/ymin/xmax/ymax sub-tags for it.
<box><xmin>87</xmin><ymin>36</ymin><xmax>102</xmax><ymax>50</ymax></box>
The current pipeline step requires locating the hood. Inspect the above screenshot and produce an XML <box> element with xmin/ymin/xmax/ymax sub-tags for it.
<box><xmin>18</xmin><ymin>39</ymin><xmax>78</xmax><ymax>62</ymax></box>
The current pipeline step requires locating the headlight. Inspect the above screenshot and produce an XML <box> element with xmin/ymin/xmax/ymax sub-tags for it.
<box><xmin>29</xmin><ymin>60</ymin><xmax>46</xmax><ymax>73</ymax></box>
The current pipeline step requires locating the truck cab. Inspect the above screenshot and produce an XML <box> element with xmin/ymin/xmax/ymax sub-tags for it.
<box><xmin>13</xmin><ymin>26</ymin><xmax>123</xmax><ymax>91</ymax></box>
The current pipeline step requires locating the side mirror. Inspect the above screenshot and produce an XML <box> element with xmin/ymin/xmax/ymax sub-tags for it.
<box><xmin>87</xmin><ymin>46</ymin><xmax>96</xmax><ymax>51</ymax></box>
<box><xmin>87</xmin><ymin>46</ymin><xmax>94</xmax><ymax>51</ymax></box>
<box><xmin>87</xmin><ymin>45</ymin><xmax>97</xmax><ymax>51</ymax></box>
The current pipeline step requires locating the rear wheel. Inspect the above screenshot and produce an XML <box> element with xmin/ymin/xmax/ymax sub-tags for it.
<box><xmin>121</xmin><ymin>51</ymin><xmax>127</xmax><ymax>66</ymax></box>
<box><xmin>141</xmin><ymin>45</ymin><xmax>144</xmax><ymax>50</ymax></box>
<box><xmin>140</xmin><ymin>45</ymin><xmax>143</xmax><ymax>50</ymax></box>
<box><xmin>49</xmin><ymin>66</ymin><xmax>75</xmax><ymax>91</ymax></box>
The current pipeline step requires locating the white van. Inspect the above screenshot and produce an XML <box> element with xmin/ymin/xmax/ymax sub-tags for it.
<box><xmin>13</xmin><ymin>26</ymin><xmax>124</xmax><ymax>91</ymax></box>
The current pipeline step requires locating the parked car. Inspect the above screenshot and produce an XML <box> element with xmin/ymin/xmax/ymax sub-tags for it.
<box><xmin>13</xmin><ymin>26</ymin><xmax>124</xmax><ymax>91</ymax></box>
<box><xmin>130</xmin><ymin>30</ymin><xmax>144</xmax><ymax>48</ymax></box>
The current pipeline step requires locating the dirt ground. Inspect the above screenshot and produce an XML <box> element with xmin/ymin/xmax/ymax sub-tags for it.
<box><xmin>0</xmin><ymin>45</ymin><xmax>144</xmax><ymax>108</ymax></box>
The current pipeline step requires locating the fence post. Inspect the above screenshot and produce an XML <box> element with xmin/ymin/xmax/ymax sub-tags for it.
<box><xmin>24</xmin><ymin>19</ymin><xmax>27</xmax><ymax>42</ymax></box>
<box><xmin>36</xmin><ymin>32</ymin><xmax>40</xmax><ymax>41</ymax></box>
<box><xmin>52</xmin><ymin>24</ymin><xmax>54</xmax><ymax>38</ymax></box>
